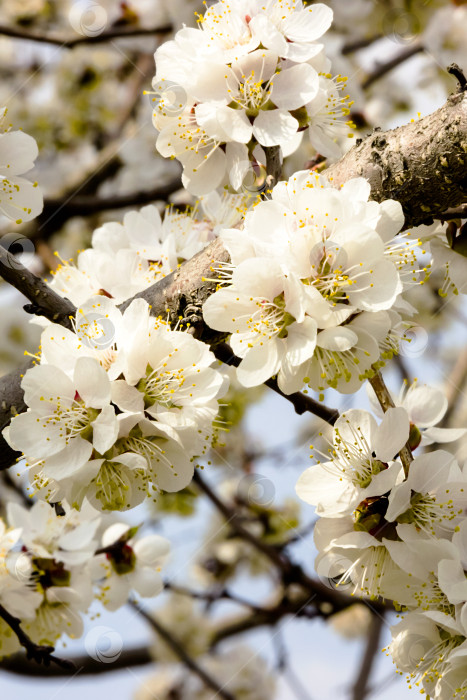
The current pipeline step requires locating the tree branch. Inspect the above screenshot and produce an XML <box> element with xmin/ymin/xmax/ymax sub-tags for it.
<box><xmin>447</xmin><ymin>63</ymin><xmax>467</xmax><ymax>94</ymax></box>
<box><xmin>264</xmin><ymin>145</ymin><xmax>283</xmax><ymax>190</ymax></box>
<box><xmin>36</xmin><ymin>177</ymin><xmax>182</xmax><ymax>237</ymax></box>
<box><xmin>192</xmin><ymin>471</ymin><xmax>387</xmax><ymax>618</ymax></box>
<box><xmin>0</xmin><ymin>646</ymin><xmax>152</xmax><ymax>675</ymax></box>
<box><xmin>342</xmin><ymin>34</ymin><xmax>383</xmax><ymax>55</ymax></box>
<box><xmin>130</xmin><ymin>601</ymin><xmax>235</xmax><ymax>700</ymax></box>
<box><xmin>0</xmin><ymin>23</ymin><xmax>172</xmax><ymax>49</ymax></box>
<box><xmin>0</xmin><ymin>604</ymin><xmax>74</xmax><ymax>672</ymax></box>
<box><xmin>325</xmin><ymin>90</ymin><xmax>467</xmax><ymax>228</ymax></box>
<box><xmin>368</xmin><ymin>371</ymin><xmax>413</xmax><ymax>476</ymax></box>
<box><xmin>436</xmin><ymin>204</ymin><xmax>467</xmax><ymax>220</ymax></box>
<box><xmin>351</xmin><ymin>612</ymin><xmax>385</xmax><ymax>700</ymax></box>
<box><xmin>362</xmin><ymin>44</ymin><xmax>424</xmax><ymax>90</ymax></box>
<box><xmin>1</xmin><ymin>92</ymin><xmax>467</xmax><ymax>471</ymax></box>
<box><xmin>0</xmin><ymin>246</ymin><xmax>75</xmax><ymax>328</ymax></box>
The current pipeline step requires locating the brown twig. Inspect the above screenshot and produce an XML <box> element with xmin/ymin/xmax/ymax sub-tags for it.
<box><xmin>0</xmin><ymin>647</ymin><xmax>152</xmax><ymax>675</ymax></box>
<box><xmin>130</xmin><ymin>601</ymin><xmax>235</xmax><ymax>700</ymax></box>
<box><xmin>35</xmin><ymin>177</ymin><xmax>182</xmax><ymax>238</ymax></box>
<box><xmin>433</xmin><ymin>347</ymin><xmax>467</xmax><ymax>434</ymax></box>
<box><xmin>0</xmin><ymin>246</ymin><xmax>74</xmax><ymax>328</ymax></box>
<box><xmin>436</xmin><ymin>205</ymin><xmax>467</xmax><ymax>221</ymax></box>
<box><xmin>192</xmin><ymin>471</ymin><xmax>387</xmax><ymax>618</ymax></box>
<box><xmin>0</xmin><ymin>604</ymin><xmax>74</xmax><ymax>671</ymax></box>
<box><xmin>362</xmin><ymin>44</ymin><xmax>423</xmax><ymax>90</ymax></box>
<box><xmin>447</xmin><ymin>63</ymin><xmax>467</xmax><ymax>93</ymax></box>
<box><xmin>263</xmin><ymin>145</ymin><xmax>283</xmax><ymax>191</ymax></box>
<box><xmin>0</xmin><ymin>23</ymin><xmax>172</xmax><ymax>49</ymax></box>
<box><xmin>368</xmin><ymin>371</ymin><xmax>413</xmax><ymax>476</ymax></box>
<box><xmin>351</xmin><ymin>612</ymin><xmax>385</xmax><ymax>700</ymax></box>
<box><xmin>164</xmin><ymin>581</ymin><xmax>269</xmax><ymax>615</ymax></box>
<box><xmin>342</xmin><ymin>34</ymin><xmax>383</xmax><ymax>55</ymax></box>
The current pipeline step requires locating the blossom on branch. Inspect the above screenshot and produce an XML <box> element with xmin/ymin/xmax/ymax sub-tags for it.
<box><xmin>0</xmin><ymin>107</ymin><xmax>43</xmax><ymax>224</ymax></box>
<box><xmin>150</xmin><ymin>0</ymin><xmax>353</xmax><ymax>193</ymax></box>
<box><xmin>203</xmin><ymin>170</ymin><xmax>423</xmax><ymax>395</ymax></box>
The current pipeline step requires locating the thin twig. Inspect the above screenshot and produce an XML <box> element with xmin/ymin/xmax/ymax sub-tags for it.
<box><xmin>212</xmin><ymin>599</ymin><xmax>319</xmax><ymax>646</ymax></box>
<box><xmin>351</xmin><ymin>612</ymin><xmax>385</xmax><ymax>700</ymax></box>
<box><xmin>0</xmin><ymin>23</ymin><xmax>172</xmax><ymax>49</ymax></box>
<box><xmin>447</xmin><ymin>63</ymin><xmax>467</xmax><ymax>93</ymax></box>
<box><xmin>0</xmin><ymin>470</ymin><xmax>32</xmax><ymax>508</ymax></box>
<box><xmin>368</xmin><ymin>371</ymin><xmax>413</xmax><ymax>476</ymax></box>
<box><xmin>130</xmin><ymin>601</ymin><xmax>235</xmax><ymax>700</ymax></box>
<box><xmin>0</xmin><ymin>604</ymin><xmax>74</xmax><ymax>671</ymax></box>
<box><xmin>0</xmin><ymin>647</ymin><xmax>152</xmax><ymax>675</ymax></box>
<box><xmin>432</xmin><ymin>347</ymin><xmax>467</xmax><ymax>435</ymax></box>
<box><xmin>342</xmin><ymin>34</ymin><xmax>383</xmax><ymax>55</ymax></box>
<box><xmin>0</xmin><ymin>246</ymin><xmax>75</xmax><ymax>328</ymax></box>
<box><xmin>164</xmin><ymin>581</ymin><xmax>268</xmax><ymax>614</ymax></box>
<box><xmin>36</xmin><ymin>177</ymin><xmax>182</xmax><ymax>237</ymax></box>
<box><xmin>193</xmin><ymin>471</ymin><xmax>385</xmax><ymax>617</ymax></box>
<box><xmin>435</xmin><ymin>205</ymin><xmax>467</xmax><ymax>221</ymax></box>
<box><xmin>263</xmin><ymin>145</ymin><xmax>283</xmax><ymax>191</ymax></box>
<box><xmin>362</xmin><ymin>44</ymin><xmax>423</xmax><ymax>89</ymax></box>
<box><xmin>104</xmin><ymin>52</ymin><xmax>156</xmax><ymax>145</ymax></box>
<box><xmin>285</xmin><ymin>666</ymin><xmax>315</xmax><ymax>700</ymax></box>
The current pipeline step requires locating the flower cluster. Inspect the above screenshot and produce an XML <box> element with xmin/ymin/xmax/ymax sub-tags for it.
<box><xmin>4</xmin><ymin>296</ymin><xmax>228</xmax><ymax>511</ymax></box>
<box><xmin>50</xmin><ymin>193</ymin><xmax>248</xmax><ymax>306</ymax></box>
<box><xmin>150</xmin><ymin>0</ymin><xmax>353</xmax><ymax>194</ymax></box>
<box><xmin>295</xmin><ymin>381</ymin><xmax>467</xmax><ymax>697</ymax></box>
<box><xmin>0</xmin><ymin>107</ymin><xmax>43</xmax><ymax>224</ymax></box>
<box><xmin>203</xmin><ymin>169</ymin><xmax>424</xmax><ymax>397</ymax></box>
<box><xmin>2</xmin><ymin>0</ymin><xmax>467</xmax><ymax>689</ymax></box>
<box><xmin>0</xmin><ymin>500</ymin><xmax>169</xmax><ymax>656</ymax></box>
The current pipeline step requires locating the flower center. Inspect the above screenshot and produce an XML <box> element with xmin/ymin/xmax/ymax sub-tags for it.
<box><xmin>137</xmin><ymin>362</ymin><xmax>186</xmax><ymax>410</ymax></box>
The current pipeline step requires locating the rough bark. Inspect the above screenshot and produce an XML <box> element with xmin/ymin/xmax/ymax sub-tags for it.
<box><xmin>1</xmin><ymin>92</ymin><xmax>467</xmax><ymax>471</ymax></box>
<box><xmin>0</xmin><ymin>247</ymin><xmax>75</xmax><ymax>329</ymax></box>
<box><xmin>326</xmin><ymin>90</ymin><xmax>467</xmax><ymax>228</ymax></box>
<box><xmin>0</xmin><ymin>361</ymin><xmax>32</xmax><ymax>470</ymax></box>
<box><xmin>119</xmin><ymin>236</ymin><xmax>231</xmax><ymax>344</ymax></box>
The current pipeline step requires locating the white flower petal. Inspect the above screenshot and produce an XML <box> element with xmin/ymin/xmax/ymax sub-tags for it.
<box><xmin>252</xmin><ymin>110</ymin><xmax>298</xmax><ymax>147</ymax></box>
<box><xmin>92</xmin><ymin>405</ymin><xmax>119</xmax><ymax>454</ymax></box>
<box><xmin>74</xmin><ymin>357</ymin><xmax>110</xmax><ymax>408</ymax></box>
<box><xmin>236</xmin><ymin>340</ymin><xmax>282</xmax><ymax>387</ymax></box>
<box><xmin>374</xmin><ymin>407</ymin><xmax>410</xmax><ymax>461</ymax></box>
<box><xmin>272</xmin><ymin>64</ymin><xmax>318</xmax><ymax>110</ymax></box>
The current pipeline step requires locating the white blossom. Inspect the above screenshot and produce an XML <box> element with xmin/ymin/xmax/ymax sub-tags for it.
<box><xmin>203</xmin><ymin>170</ymin><xmax>416</xmax><ymax>394</ymax></box>
<box><xmin>4</xmin><ymin>358</ymin><xmax>119</xmax><ymax>485</ymax></box>
<box><xmin>296</xmin><ymin>407</ymin><xmax>408</xmax><ymax>517</ymax></box>
<box><xmin>0</xmin><ymin>108</ymin><xmax>43</xmax><ymax>223</ymax></box>
<box><xmin>92</xmin><ymin>523</ymin><xmax>170</xmax><ymax>610</ymax></box>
